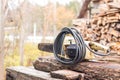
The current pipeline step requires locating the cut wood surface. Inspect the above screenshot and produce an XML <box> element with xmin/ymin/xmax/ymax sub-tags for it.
<box><xmin>33</xmin><ymin>57</ymin><xmax>120</xmax><ymax>80</ymax></box>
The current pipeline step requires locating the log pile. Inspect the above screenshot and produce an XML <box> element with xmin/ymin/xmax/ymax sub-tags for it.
<box><xmin>73</xmin><ymin>1</ymin><xmax>120</xmax><ymax>55</ymax></box>
<box><xmin>91</xmin><ymin>2</ymin><xmax>120</xmax><ymax>42</ymax></box>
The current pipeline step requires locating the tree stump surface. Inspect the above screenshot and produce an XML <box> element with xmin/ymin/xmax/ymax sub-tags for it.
<box><xmin>33</xmin><ymin>57</ymin><xmax>120</xmax><ymax>80</ymax></box>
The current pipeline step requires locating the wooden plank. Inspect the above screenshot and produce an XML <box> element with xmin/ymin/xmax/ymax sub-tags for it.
<box><xmin>33</xmin><ymin>57</ymin><xmax>120</xmax><ymax>80</ymax></box>
<box><xmin>6</xmin><ymin>66</ymin><xmax>61</xmax><ymax>80</ymax></box>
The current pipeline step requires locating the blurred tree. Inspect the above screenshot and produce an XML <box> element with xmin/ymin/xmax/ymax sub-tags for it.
<box><xmin>2</xmin><ymin>0</ymin><xmax>77</xmax><ymax>68</ymax></box>
<box><xmin>18</xmin><ymin>0</ymin><xmax>34</xmax><ymax>65</ymax></box>
<box><xmin>0</xmin><ymin>0</ymin><xmax>6</xmax><ymax>79</ymax></box>
<box><xmin>77</xmin><ymin>0</ymin><xmax>91</xmax><ymax>18</ymax></box>
<box><xmin>56</xmin><ymin>5</ymin><xmax>75</xmax><ymax>30</ymax></box>
<box><xmin>42</xmin><ymin>3</ymin><xmax>54</xmax><ymax>42</ymax></box>
<box><xmin>66</xmin><ymin>0</ymin><xmax>80</xmax><ymax>16</ymax></box>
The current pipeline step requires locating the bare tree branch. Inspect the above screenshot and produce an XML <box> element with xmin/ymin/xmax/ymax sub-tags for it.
<box><xmin>77</xmin><ymin>0</ymin><xmax>91</xmax><ymax>18</ymax></box>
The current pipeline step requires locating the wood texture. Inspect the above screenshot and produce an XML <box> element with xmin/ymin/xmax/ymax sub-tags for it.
<box><xmin>50</xmin><ymin>70</ymin><xmax>84</xmax><ymax>80</ymax></box>
<box><xmin>6</xmin><ymin>66</ymin><xmax>61</xmax><ymax>80</ymax></box>
<box><xmin>74</xmin><ymin>1</ymin><xmax>120</xmax><ymax>55</ymax></box>
<box><xmin>33</xmin><ymin>57</ymin><xmax>120</xmax><ymax>80</ymax></box>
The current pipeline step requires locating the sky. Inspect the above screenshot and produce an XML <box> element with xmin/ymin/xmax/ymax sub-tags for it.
<box><xmin>28</xmin><ymin>0</ymin><xmax>73</xmax><ymax>6</ymax></box>
<box><xmin>8</xmin><ymin>0</ymin><xmax>81</xmax><ymax>10</ymax></box>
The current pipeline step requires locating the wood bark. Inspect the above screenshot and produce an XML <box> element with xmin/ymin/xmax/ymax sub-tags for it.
<box><xmin>50</xmin><ymin>70</ymin><xmax>84</xmax><ymax>80</ymax></box>
<box><xmin>33</xmin><ymin>57</ymin><xmax>120</xmax><ymax>80</ymax></box>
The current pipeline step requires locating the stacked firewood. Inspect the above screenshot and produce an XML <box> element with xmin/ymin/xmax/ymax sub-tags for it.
<box><xmin>90</xmin><ymin>9</ymin><xmax>120</xmax><ymax>42</ymax></box>
<box><xmin>73</xmin><ymin>1</ymin><xmax>120</xmax><ymax>55</ymax></box>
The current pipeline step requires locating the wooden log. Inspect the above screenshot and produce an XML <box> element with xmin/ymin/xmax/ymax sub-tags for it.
<box><xmin>38</xmin><ymin>43</ymin><xmax>53</xmax><ymax>53</ymax></box>
<box><xmin>106</xmin><ymin>19</ymin><xmax>119</xmax><ymax>23</ymax></box>
<box><xmin>93</xmin><ymin>9</ymin><xmax>120</xmax><ymax>17</ymax></box>
<box><xmin>108</xmin><ymin>2</ymin><xmax>120</xmax><ymax>9</ymax></box>
<box><xmin>50</xmin><ymin>70</ymin><xmax>84</xmax><ymax>80</ymax></box>
<box><xmin>107</xmin><ymin>16</ymin><xmax>119</xmax><ymax>20</ymax></box>
<box><xmin>38</xmin><ymin>42</ymin><xmax>111</xmax><ymax>60</ymax></box>
<box><xmin>108</xmin><ymin>28</ymin><xmax>120</xmax><ymax>37</ymax></box>
<box><xmin>33</xmin><ymin>57</ymin><xmax>120</xmax><ymax>80</ymax></box>
<box><xmin>109</xmin><ymin>42</ymin><xmax>120</xmax><ymax>55</ymax></box>
<box><xmin>6</xmin><ymin>66</ymin><xmax>61</xmax><ymax>80</ymax></box>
